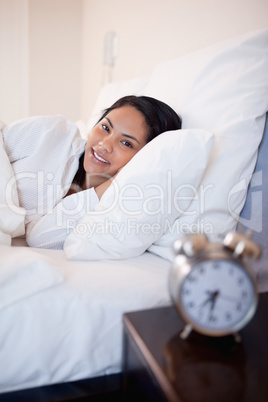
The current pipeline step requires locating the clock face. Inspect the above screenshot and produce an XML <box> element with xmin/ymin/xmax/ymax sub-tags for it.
<box><xmin>179</xmin><ymin>258</ymin><xmax>257</xmax><ymax>335</ymax></box>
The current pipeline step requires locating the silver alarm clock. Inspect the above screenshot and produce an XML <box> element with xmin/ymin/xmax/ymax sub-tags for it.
<box><xmin>169</xmin><ymin>232</ymin><xmax>261</xmax><ymax>340</ymax></box>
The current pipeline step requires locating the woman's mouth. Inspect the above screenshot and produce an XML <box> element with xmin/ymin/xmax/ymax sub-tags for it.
<box><xmin>92</xmin><ymin>149</ymin><xmax>110</xmax><ymax>164</ymax></box>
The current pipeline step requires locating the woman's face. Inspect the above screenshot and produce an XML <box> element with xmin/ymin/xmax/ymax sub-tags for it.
<box><xmin>83</xmin><ymin>105</ymin><xmax>148</xmax><ymax>187</ymax></box>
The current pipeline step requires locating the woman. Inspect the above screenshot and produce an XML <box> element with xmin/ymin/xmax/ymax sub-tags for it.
<box><xmin>71</xmin><ymin>95</ymin><xmax>182</xmax><ymax>199</ymax></box>
<box><xmin>4</xmin><ymin>95</ymin><xmax>181</xmax><ymax>248</ymax></box>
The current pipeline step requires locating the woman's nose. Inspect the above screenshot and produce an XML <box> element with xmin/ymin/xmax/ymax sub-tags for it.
<box><xmin>99</xmin><ymin>136</ymin><xmax>113</xmax><ymax>153</ymax></box>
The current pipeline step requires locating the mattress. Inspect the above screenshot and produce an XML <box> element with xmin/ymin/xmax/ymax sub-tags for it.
<box><xmin>0</xmin><ymin>241</ymin><xmax>171</xmax><ymax>394</ymax></box>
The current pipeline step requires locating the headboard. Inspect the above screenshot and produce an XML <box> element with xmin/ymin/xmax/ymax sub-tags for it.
<box><xmin>240</xmin><ymin>113</ymin><xmax>268</xmax><ymax>292</ymax></box>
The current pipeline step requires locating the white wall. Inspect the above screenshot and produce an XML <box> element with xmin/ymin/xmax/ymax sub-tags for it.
<box><xmin>0</xmin><ymin>0</ymin><xmax>82</xmax><ymax>124</ymax></box>
<box><xmin>0</xmin><ymin>0</ymin><xmax>29</xmax><ymax>124</ymax></box>
<box><xmin>29</xmin><ymin>0</ymin><xmax>82</xmax><ymax>122</ymax></box>
<box><xmin>81</xmin><ymin>0</ymin><xmax>268</xmax><ymax>122</ymax></box>
<box><xmin>1</xmin><ymin>0</ymin><xmax>267</xmax><ymax>125</ymax></box>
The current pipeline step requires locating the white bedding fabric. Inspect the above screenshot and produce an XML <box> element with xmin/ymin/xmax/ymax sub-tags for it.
<box><xmin>0</xmin><ymin>245</ymin><xmax>64</xmax><ymax>310</ymax></box>
<box><xmin>0</xmin><ymin>122</ymin><xmax>25</xmax><ymax>245</ymax></box>
<box><xmin>0</xmin><ymin>243</ymin><xmax>171</xmax><ymax>394</ymax></box>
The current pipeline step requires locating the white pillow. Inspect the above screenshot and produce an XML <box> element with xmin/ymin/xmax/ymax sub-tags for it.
<box><xmin>0</xmin><ymin>121</ymin><xmax>25</xmax><ymax>245</ymax></box>
<box><xmin>64</xmin><ymin>129</ymin><xmax>214</xmax><ymax>260</ymax></box>
<box><xmin>144</xmin><ymin>28</ymin><xmax>268</xmax><ymax>261</ymax></box>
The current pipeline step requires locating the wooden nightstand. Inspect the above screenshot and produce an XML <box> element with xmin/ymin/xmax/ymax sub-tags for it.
<box><xmin>122</xmin><ymin>292</ymin><xmax>268</xmax><ymax>401</ymax></box>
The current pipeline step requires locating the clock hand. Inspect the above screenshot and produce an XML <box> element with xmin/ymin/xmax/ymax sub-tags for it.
<box><xmin>199</xmin><ymin>290</ymin><xmax>219</xmax><ymax>309</ymax></box>
<box><xmin>204</xmin><ymin>290</ymin><xmax>220</xmax><ymax>322</ymax></box>
<box><xmin>199</xmin><ymin>294</ymin><xmax>213</xmax><ymax>308</ymax></box>
<box><xmin>209</xmin><ymin>290</ymin><xmax>219</xmax><ymax>312</ymax></box>
<box><xmin>210</xmin><ymin>290</ymin><xmax>220</xmax><ymax>311</ymax></box>
<box><xmin>218</xmin><ymin>293</ymin><xmax>240</xmax><ymax>303</ymax></box>
<box><xmin>211</xmin><ymin>290</ymin><xmax>220</xmax><ymax>303</ymax></box>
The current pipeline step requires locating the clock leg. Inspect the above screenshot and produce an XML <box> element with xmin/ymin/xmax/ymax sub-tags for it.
<box><xmin>180</xmin><ymin>324</ymin><xmax>193</xmax><ymax>340</ymax></box>
<box><xmin>233</xmin><ymin>332</ymin><xmax>241</xmax><ymax>343</ymax></box>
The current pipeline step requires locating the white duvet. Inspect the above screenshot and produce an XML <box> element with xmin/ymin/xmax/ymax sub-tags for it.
<box><xmin>0</xmin><ymin>244</ymin><xmax>170</xmax><ymax>394</ymax></box>
<box><xmin>0</xmin><ymin>127</ymin><xmax>171</xmax><ymax>393</ymax></box>
<box><xmin>0</xmin><ymin>121</ymin><xmax>25</xmax><ymax>245</ymax></box>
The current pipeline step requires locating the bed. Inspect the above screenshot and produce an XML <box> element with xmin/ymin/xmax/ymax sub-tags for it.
<box><xmin>0</xmin><ymin>28</ymin><xmax>268</xmax><ymax>400</ymax></box>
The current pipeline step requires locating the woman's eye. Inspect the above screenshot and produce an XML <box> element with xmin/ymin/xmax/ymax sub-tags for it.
<box><xmin>122</xmin><ymin>140</ymin><xmax>133</xmax><ymax>148</ymax></box>
<box><xmin>102</xmin><ymin>124</ymin><xmax>109</xmax><ymax>132</ymax></box>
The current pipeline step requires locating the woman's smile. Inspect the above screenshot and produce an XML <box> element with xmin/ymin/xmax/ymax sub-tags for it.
<box><xmin>92</xmin><ymin>149</ymin><xmax>110</xmax><ymax>164</ymax></box>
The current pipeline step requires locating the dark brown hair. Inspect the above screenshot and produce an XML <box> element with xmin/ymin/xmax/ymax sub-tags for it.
<box><xmin>99</xmin><ymin>95</ymin><xmax>182</xmax><ymax>142</ymax></box>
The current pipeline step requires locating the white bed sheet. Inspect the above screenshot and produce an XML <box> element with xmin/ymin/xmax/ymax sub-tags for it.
<box><xmin>0</xmin><ymin>242</ymin><xmax>171</xmax><ymax>394</ymax></box>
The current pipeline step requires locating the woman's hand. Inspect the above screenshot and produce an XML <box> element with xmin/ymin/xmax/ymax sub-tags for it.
<box><xmin>94</xmin><ymin>168</ymin><xmax>122</xmax><ymax>200</ymax></box>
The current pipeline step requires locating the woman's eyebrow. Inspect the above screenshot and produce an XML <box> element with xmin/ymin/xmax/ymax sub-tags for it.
<box><xmin>105</xmin><ymin>117</ymin><xmax>114</xmax><ymax>129</ymax></box>
<box><xmin>105</xmin><ymin>117</ymin><xmax>141</xmax><ymax>144</ymax></box>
